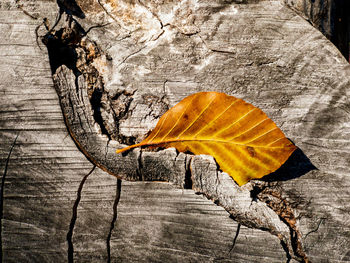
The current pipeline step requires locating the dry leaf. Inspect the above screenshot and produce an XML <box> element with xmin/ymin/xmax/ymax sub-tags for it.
<box><xmin>117</xmin><ymin>92</ymin><xmax>297</xmax><ymax>186</ymax></box>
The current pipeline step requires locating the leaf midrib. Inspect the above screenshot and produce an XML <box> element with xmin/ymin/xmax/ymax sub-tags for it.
<box><xmin>117</xmin><ymin>137</ymin><xmax>291</xmax><ymax>153</ymax></box>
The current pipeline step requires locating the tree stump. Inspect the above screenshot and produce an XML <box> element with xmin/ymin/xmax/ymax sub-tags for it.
<box><xmin>1</xmin><ymin>0</ymin><xmax>350</xmax><ymax>262</ymax></box>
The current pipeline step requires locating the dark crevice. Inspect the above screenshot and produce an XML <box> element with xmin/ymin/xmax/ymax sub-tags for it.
<box><xmin>43</xmin><ymin>5</ymin><xmax>141</xmax><ymax>146</ymax></box>
<box><xmin>286</xmin><ymin>220</ymin><xmax>308</xmax><ymax>262</ymax></box>
<box><xmin>67</xmin><ymin>165</ymin><xmax>96</xmax><ymax>263</ymax></box>
<box><xmin>42</xmin><ymin>16</ymin><xmax>120</xmax><ymax>141</ymax></box>
<box><xmin>90</xmin><ymin>89</ymin><xmax>110</xmax><ymax>139</ymax></box>
<box><xmin>330</xmin><ymin>0</ymin><xmax>350</xmax><ymax>61</ymax></box>
<box><xmin>280</xmin><ymin>240</ymin><xmax>293</xmax><ymax>263</ymax></box>
<box><xmin>290</xmin><ymin>227</ymin><xmax>299</xmax><ymax>259</ymax></box>
<box><xmin>184</xmin><ymin>156</ymin><xmax>193</xmax><ymax>189</ymax></box>
<box><xmin>229</xmin><ymin>223</ymin><xmax>241</xmax><ymax>254</ymax></box>
<box><xmin>250</xmin><ymin>182</ymin><xmax>265</xmax><ymax>202</ymax></box>
<box><xmin>43</xmin><ymin>27</ymin><xmax>80</xmax><ymax>75</ymax></box>
<box><xmin>210</xmin><ymin>48</ymin><xmax>236</xmax><ymax>55</ymax></box>
<box><xmin>74</xmin><ymin>73</ymin><xmax>81</xmax><ymax>97</ymax></box>
<box><xmin>137</xmin><ymin>150</ymin><xmax>143</xmax><ymax>181</ymax></box>
<box><xmin>0</xmin><ymin>134</ymin><xmax>19</xmax><ymax>263</ymax></box>
<box><xmin>106</xmin><ymin>179</ymin><xmax>122</xmax><ymax>263</ymax></box>
<box><xmin>109</xmin><ymin>90</ymin><xmax>136</xmax><ymax>144</ymax></box>
<box><xmin>50</xmin><ymin>0</ymin><xmax>85</xmax><ymax>35</ymax></box>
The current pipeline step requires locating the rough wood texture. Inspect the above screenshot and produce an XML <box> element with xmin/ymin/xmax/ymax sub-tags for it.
<box><xmin>286</xmin><ymin>0</ymin><xmax>350</xmax><ymax>61</ymax></box>
<box><xmin>1</xmin><ymin>0</ymin><xmax>350</xmax><ymax>262</ymax></box>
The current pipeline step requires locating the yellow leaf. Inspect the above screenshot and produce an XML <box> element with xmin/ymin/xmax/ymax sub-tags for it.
<box><xmin>117</xmin><ymin>92</ymin><xmax>297</xmax><ymax>186</ymax></box>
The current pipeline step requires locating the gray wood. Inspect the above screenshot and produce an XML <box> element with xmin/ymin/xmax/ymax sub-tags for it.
<box><xmin>1</xmin><ymin>0</ymin><xmax>350</xmax><ymax>262</ymax></box>
<box><xmin>0</xmin><ymin>2</ymin><xmax>290</xmax><ymax>262</ymax></box>
<box><xmin>286</xmin><ymin>0</ymin><xmax>350</xmax><ymax>60</ymax></box>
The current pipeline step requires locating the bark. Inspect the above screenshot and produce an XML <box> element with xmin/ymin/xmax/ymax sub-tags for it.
<box><xmin>1</xmin><ymin>0</ymin><xmax>350</xmax><ymax>262</ymax></box>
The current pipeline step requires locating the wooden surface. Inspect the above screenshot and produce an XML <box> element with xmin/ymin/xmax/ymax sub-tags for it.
<box><xmin>286</xmin><ymin>0</ymin><xmax>350</xmax><ymax>61</ymax></box>
<box><xmin>1</xmin><ymin>0</ymin><xmax>350</xmax><ymax>262</ymax></box>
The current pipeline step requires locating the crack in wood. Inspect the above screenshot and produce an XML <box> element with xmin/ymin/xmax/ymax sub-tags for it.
<box><xmin>256</xmin><ymin>185</ymin><xmax>310</xmax><ymax>263</ymax></box>
<box><xmin>90</xmin><ymin>88</ymin><xmax>111</xmax><ymax>139</ymax></box>
<box><xmin>66</xmin><ymin>165</ymin><xmax>96</xmax><ymax>263</ymax></box>
<box><xmin>117</xmin><ymin>46</ymin><xmax>147</xmax><ymax>68</ymax></box>
<box><xmin>189</xmin><ymin>155</ymin><xmax>310</xmax><ymax>262</ymax></box>
<box><xmin>96</xmin><ymin>0</ymin><xmax>125</xmax><ymax>31</ymax></box>
<box><xmin>106</xmin><ymin>179</ymin><xmax>122</xmax><ymax>263</ymax></box>
<box><xmin>304</xmin><ymin>218</ymin><xmax>325</xmax><ymax>241</ymax></box>
<box><xmin>184</xmin><ymin>155</ymin><xmax>193</xmax><ymax>189</ymax></box>
<box><xmin>16</xmin><ymin>0</ymin><xmax>39</xmax><ymax>20</ymax></box>
<box><xmin>0</xmin><ymin>134</ymin><xmax>19</xmax><ymax>263</ymax></box>
<box><xmin>84</xmin><ymin>23</ymin><xmax>111</xmax><ymax>36</ymax></box>
<box><xmin>229</xmin><ymin>223</ymin><xmax>241</xmax><ymax>254</ymax></box>
<box><xmin>197</xmin><ymin>34</ymin><xmax>236</xmax><ymax>56</ymax></box>
<box><xmin>280</xmin><ymin>239</ymin><xmax>293</xmax><ymax>263</ymax></box>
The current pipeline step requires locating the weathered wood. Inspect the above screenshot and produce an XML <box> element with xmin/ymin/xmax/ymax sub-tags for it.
<box><xmin>286</xmin><ymin>0</ymin><xmax>350</xmax><ymax>61</ymax></box>
<box><xmin>0</xmin><ymin>3</ymin><xmax>91</xmax><ymax>262</ymax></box>
<box><xmin>0</xmin><ymin>2</ymin><xmax>292</xmax><ymax>262</ymax></box>
<box><xmin>1</xmin><ymin>0</ymin><xmax>350</xmax><ymax>262</ymax></box>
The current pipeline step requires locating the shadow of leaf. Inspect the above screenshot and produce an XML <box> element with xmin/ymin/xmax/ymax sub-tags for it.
<box><xmin>262</xmin><ymin>147</ymin><xmax>317</xmax><ymax>182</ymax></box>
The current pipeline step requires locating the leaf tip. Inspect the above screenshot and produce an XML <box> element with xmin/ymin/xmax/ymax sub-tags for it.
<box><xmin>116</xmin><ymin>142</ymin><xmax>144</xmax><ymax>154</ymax></box>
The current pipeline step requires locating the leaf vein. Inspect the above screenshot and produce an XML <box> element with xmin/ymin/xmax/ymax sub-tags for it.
<box><xmin>228</xmin><ymin>117</ymin><xmax>269</xmax><ymax>142</ymax></box>
<box><xmin>213</xmin><ymin>108</ymin><xmax>257</xmax><ymax>138</ymax></box>
<box><xmin>244</xmin><ymin>127</ymin><xmax>279</xmax><ymax>144</ymax></box>
<box><xmin>176</xmin><ymin>95</ymin><xmax>216</xmax><ymax>139</ymax></box>
<box><xmin>147</xmin><ymin>111</ymin><xmax>169</xmax><ymax>143</ymax></box>
<box><xmin>193</xmin><ymin>99</ymin><xmax>239</xmax><ymax>138</ymax></box>
<box><xmin>160</xmin><ymin>96</ymin><xmax>195</xmax><ymax>141</ymax></box>
<box><xmin>266</xmin><ymin>137</ymin><xmax>284</xmax><ymax>146</ymax></box>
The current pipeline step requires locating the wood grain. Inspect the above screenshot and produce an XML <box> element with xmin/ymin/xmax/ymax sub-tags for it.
<box><xmin>1</xmin><ymin>0</ymin><xmax>350</xmax><ymax>262</ymax></box>
<box><xmin>0</xmin><ymin>2</ymin><xmax>290</xmax><ymax>262</ymax></box>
